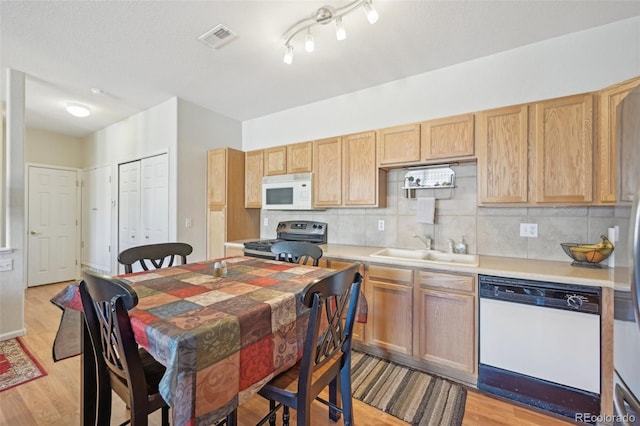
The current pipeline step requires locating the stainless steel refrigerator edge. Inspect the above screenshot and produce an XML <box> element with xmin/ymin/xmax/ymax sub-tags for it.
<box><xmin>613</xmin><ymin>84</ymin><xmax>640</xmax><ymax>425</ymax></box>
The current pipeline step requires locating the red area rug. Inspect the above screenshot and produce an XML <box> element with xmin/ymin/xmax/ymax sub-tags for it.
<box><xmin>0</xmin><ymin>337</ymin><xmax>47</xmax><ymax>392</ymax></box>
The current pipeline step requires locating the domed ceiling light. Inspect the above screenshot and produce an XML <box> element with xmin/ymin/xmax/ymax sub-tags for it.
<box><xmin>282</xmin><ymin>0</ymin><xmax>379</xmax><ymax>64</ymax></box>
<box><xmin>66</xmin><ymin>103</ymin><xmax>91</xmax><ymax>118</ymax></box>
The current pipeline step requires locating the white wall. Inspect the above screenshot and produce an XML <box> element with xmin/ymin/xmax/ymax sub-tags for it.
<box><xmin>26</xmin><ymin>128</ymin><xmax>83</xmax><ymax>168</ymax></box>
<box><xmin>243</xmin><ymin>17</ymin><xmax>640</xmax><ymax>150</ymax></box>
<box><xmin>81</xmin><ymin>97</ymin><xmax>242</xmax><ymax>267</ymax></box>
<box><xmin>0</xmin><ymin>69</ymin><xmax>26</xmax><ymax>340</ymax></box>
<box><xmin>1</xmin><ymin>107</ymin><xmax>5</xmax><ymax>247</ymax></box>
<box><xmin>176</xmin><ymin>99</ymin><xmax>242</xmax><ymax>261</ymax></box>
<box><xmin>83</xmin><ymin>98</ymin><xmax>178</xmax><ymax>272</ymax></box>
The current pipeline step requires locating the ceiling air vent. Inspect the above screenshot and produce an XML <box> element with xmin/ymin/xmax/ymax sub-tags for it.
<box><xmin>198</xmin><ymin>24</ymin><xmax>238</xmax><ymax>49</ymax></box>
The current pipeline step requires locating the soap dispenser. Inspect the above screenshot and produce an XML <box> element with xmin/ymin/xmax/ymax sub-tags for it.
<box><xmin>455</xmin><ymin>236</ymin><xmax>467</xmax><ymax>254</ymax></box>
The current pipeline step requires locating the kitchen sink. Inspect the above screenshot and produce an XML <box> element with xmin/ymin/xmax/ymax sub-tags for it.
<box><xmin>370</xmin><ymin>248</ymin><xmax>479</xmax><ymax>267</ymax></box>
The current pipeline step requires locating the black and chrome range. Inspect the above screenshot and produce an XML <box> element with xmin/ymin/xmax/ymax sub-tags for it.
<box><xmin>243</xmin><ymin>220</ymin><xmax>327</xmax><ymax>259</ymax></box>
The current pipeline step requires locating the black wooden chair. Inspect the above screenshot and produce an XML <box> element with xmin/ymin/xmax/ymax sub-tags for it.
<box><xmin>118</xmin><ymin>242</ymin><xmax>193</xmax><ymax>273</ymax></box>
<box><xmin>78</xmin><ymin>269</ymin><xmax>169</xmax><ymax>426</ymax></box>
<box><xmin>256</xmin><ymin>263</ymin><xmax>363</xmax><ymax>426</ymax></box>
<box><xmin>270</xmin><ymin>241</ymin><xmax>323</xmax><ymax>266</ymax></box>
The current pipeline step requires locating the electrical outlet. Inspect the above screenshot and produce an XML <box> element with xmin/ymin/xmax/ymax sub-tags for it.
<box><xmin>263</xmin><ymin>217</ymin><xmax>269</xmax><ymax>227</ymax></box>
<box><xmin>520</xmin><ymin>223</ymin><xmax>538</xmax><ymax>238</ymax></box>
<box><xmin>378</xmin><ymin>219</ymin><xmax>385</xmax><ymax>231</ymax></box>
<box><xmin>185</xmin><ymin>218</ymin><xmax>193</xmax><ymax>228</ymax></box>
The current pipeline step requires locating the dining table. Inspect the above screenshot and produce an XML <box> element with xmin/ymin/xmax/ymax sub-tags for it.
<box><xmin>50</xmin><ymin>256</ymin><xmax>343</xmax><ymax>426</ymax></box>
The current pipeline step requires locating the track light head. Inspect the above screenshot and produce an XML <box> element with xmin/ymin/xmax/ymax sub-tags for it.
<box><xmin>283</xmin><ymin>45</ymin><xmax>293</xmax><ymax>64</ymax></box>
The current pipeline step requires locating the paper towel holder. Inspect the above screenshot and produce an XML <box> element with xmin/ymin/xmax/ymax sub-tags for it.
<box><xmin>402</xmin><ymin>165</ymin><xmax>456</xmax><ymax>199</ymax></box>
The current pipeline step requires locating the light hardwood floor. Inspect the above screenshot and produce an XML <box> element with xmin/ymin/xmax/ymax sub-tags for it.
<box><xmin>0</xmin><ymin>282</ymin><xmax>576</xmax><ymax>426</ymax></box>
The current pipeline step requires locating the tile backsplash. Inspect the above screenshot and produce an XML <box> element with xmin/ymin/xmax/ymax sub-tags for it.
<box><xmin>261</xmin><ymin>164</ymin><xmax>631</xmax><ymax>266</ymax></box>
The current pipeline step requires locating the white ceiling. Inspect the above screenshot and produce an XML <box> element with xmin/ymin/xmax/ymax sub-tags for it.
<box><xmin>2</xmin><ymin>0</ymin><xmax>639</xmax><ymax>138</ymax></box>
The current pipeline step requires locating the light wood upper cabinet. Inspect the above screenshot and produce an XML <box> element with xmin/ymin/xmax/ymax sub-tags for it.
<box><xmin>286</xmin><ymin>142</ymin><xmax>312</xmax><ymax>173</ymax></box>
<box><xmin>366</xmin><ymin>265</ymin><xmax>413</xmax><ymax>355</ymax></box>
<box><xmin>244</xmin><ymin>149</ymin><xmax>264</xmax><ymax>208</ymax></box>
<box><xmin>313</xmin><ymin>137</ymin><xmax>342</xmax><ymax>207</ymax></box>
<box><xmin>263</xmin><ymin>142</ymin><xmax>312</xmax><ymax>177</ymax></box>
<box><xmin>207</xmin><ymin>148</ymin><xmax>260</xmax><ymax>259</ymax></box>
<box><xmin>477</xmin><ymin>105</ymin><xmax>529</xmax><ymax>204</ymax></box>
<box><xmin>531</xmin><ymin>93</ymin><xmax>594</xmax><ymax>204</ymax></box>
<box><xmin>598</xmin><ymin>76</ymin><xmax>640</xmax><ymax>203</ymax></box>
<box><xmin>377</xmin><ymin>124</ymin><xmax>421</xmax><ymax>166</ymax></box>
<box><xmin>207</xmin><ymin>148</ymin><xmax>227</xmax><ymax>207</ymax></box>
<box><xmin>264</xmin><ymin>146</ymin><xmax>287</xmax><ymax>176</ymax></box>
<box><xmin>342</xmin><ymin>131</ymin><xmax>386</xmax><ymax>207</ymax></box>
<box><xmin>421</xmin><ymin>114</ymin><xmax>475</xmax><ymax>161</ymax></box>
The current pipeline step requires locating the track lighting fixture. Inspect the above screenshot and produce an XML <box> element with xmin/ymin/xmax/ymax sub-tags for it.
<box><xmin>281</xmin><ymin>0</ymin><xmax>379</xmax><ymax>64</ymax></box>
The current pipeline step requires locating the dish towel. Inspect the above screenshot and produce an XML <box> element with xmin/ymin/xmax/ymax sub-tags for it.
<box><xmin>416</xmin><ymin>197</ymin><xmax>435</xmax><ymax>224</ymax></box>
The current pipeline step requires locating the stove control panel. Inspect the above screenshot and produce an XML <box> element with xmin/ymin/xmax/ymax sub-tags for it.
<box><xmin>276</xmin><ymin>220</ymin><xmax>327</xmax><ymax>243</ymax></box>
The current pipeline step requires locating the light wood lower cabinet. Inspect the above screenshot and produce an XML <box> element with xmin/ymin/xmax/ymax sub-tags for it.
<box><xmin>414</xmin><ymin>288</ymin><xmax>475</xmax><ymax>372</ymax></box>
<box><xmin>413</xmin><ymin>270</ymin><xmax>476</xmax><ymax>380</ymax></box>
<box><xmin>325</xmin><ymin>258</ymin><xmax>478</xmax><ymax>385</ymax></box>
<box><xmin>224</xmin><ymin>245</ymin><xmax>244</xmax><ymax>257</ymax></box>
<box><xmin>365</xmin><ymin>265</ymin><xmax>413</xmax><ymax>355</ymax></box>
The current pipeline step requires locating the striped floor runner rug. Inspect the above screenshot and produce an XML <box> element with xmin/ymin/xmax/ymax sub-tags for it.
<box><xmin>351</xmin><ymin>351</ymin><xmax>466</xmax><ymax>426</ymax></box>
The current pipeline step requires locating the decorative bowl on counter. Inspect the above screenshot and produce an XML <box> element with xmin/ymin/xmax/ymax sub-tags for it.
<box><xmin>560</xmin><ymin>235</ymin><xmax>614</xmax><ymax>268</ymax></box>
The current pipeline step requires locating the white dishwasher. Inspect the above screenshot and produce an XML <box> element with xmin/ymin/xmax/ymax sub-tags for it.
<box><xmin>478</xmin><ymin>275</ymin><xmax>601</xmax><ymax>421</ymax></box>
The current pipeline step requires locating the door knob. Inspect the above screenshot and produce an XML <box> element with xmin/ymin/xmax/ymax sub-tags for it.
<box><xmin>30</xmin><ymin>230</ymin><xmax>42</xmax><ymax>235</ymax></box>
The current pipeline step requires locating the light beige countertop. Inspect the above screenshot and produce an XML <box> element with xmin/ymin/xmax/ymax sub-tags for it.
<box><xmin>225</xmin><ymin>241</ymin><xmax>623</xmax><ymax>289</ymax></box>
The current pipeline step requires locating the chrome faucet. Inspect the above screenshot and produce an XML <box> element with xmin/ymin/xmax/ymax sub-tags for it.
<box><xmin>413</xmin><ymin>234</ymin><xmax>432</xmax><ymax>250</ymax></box>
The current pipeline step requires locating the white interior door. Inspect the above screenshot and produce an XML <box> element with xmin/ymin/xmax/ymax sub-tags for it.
<box><xmin>118</xmin><ymin>161</ymin><xmax>141</xmax><ymax>254</ymax></box>
<box><xmin>28</xmin><ymin>166</ymin><xmax>78</xmax><ymax>286</ymax></box>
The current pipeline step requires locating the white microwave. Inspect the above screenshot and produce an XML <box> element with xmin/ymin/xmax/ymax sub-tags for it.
<box><xmin>262</xmin><ymin>173</ymin><xmax>314</xmax><ymax>210</ymax></box>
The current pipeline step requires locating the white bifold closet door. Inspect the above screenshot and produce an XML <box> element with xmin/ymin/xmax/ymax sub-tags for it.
<box><xmin>118</xmin><ymin>154</ymin><xmax>169</xmax><ymax>272</ymax></box>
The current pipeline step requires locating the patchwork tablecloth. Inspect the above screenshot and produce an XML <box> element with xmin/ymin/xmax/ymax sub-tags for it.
<box><xmin>52</xmin><ymin>256</ymin><xmax>337</xmax><ymax>425</ymax></box>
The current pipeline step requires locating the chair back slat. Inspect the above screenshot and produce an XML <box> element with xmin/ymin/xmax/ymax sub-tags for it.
<box><xmin>118</xmin><ymin>242</ymin><xmax>193</xmax><ymax>273</ymax></box>
<box><xmin>79</xmin><ymin>270</ymin><xmax>149</xmax><ymax>412</ymax></box>
<box><xmin>299</xmin><ymin>264</ymin><xmax>362</xmax><ymax>389</ymax></box>
<box><xmin>271</xmin><ymin>241</ymin><xmax>323</xmax><ymax>266</ymax></box>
